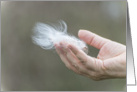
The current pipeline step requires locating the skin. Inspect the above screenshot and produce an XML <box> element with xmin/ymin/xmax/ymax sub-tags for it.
<box><xmin>55</xmin><ymin>30</ymin><xmax>126</xmax><ymax>81</ymax></box>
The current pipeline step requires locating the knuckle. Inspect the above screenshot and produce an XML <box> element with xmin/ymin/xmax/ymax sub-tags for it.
<box><xmin>81</xmin><ymin>56</ymin><xmax>89</xmax><ymax>67</ymax></box>
<box><xmin>80</xmin><ymin>58</ymin><xmax>87</xmax><ymax>65</ymax></box>
<box><xmin>72</xmin><ymin>63</ymin><xmax>77</xmax><ymax>68</ymax></box>
<box><xmin>101</xmin><ymin>60</ymin><xmax>108</xmax><ymax>72</ymax></box>
<box><xmin>77</xmin><ymin>60</ymin><xmax>82</xmax><ymax>64</ymax></box>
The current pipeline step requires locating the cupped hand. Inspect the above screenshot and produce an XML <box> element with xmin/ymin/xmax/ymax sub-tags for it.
<box><xmin>55</xmin><ymin>30</ymin><xmax>126</xmax><ymax>80</ymax></box>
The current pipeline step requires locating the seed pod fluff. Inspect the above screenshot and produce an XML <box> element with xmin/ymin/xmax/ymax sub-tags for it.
<box><xmin>32</xmin><ymin>20</ymin><xmax>88</xmax><ymax>54</ymax></box>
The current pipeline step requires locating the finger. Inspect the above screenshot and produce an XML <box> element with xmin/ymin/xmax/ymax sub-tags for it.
<box><xmin>68</xmin><ymin>44</ymin><xmax>88</xmax><ymax>64</ymax></box>
<box><xmin>58</xmin><ymin>42</ymin><xmax>102</xmax><ymax>72</ymax></box>
<box><xmin>60</xmin><ymin>42</ymin><xmax>87</xmax><ymax>64</ymax></box>
<box><xmin>59</xmin><ymin>42</ymin><xmax>68</xmax><ymax>53</ymax></box>
<box><xmin>60</xmin><ymin>41</ymin><xmax>88</xmax><ymax>62</ymax></box>
<box><xmin>78</xmin><ymin>30</ymin><xmax>110</xmax><ymax>49</ymax></box>
<box><xmin>65</xmin><ymin>47</ymin><xmax>89</xmax><ymax>74</ymax></box>
<box><xmin>86</xmin><ymin>56</ymin><xmax>104</xmax><ymax>71</ymax></box>
<box><xmin>58</xmin><ymin>42</ymin><xmax>91</xmax><ymax>75</ymax></box>
<box><xmin>55</xmin><ymin>44</ymin><xmax>70</xmax><ymax>66</ymax></box>
<box><xmin>55</xmin><ymin>44</ymin><xmax>104</xmax><ymax>77</ymax></box>
<box><xmin>67</xmin><ymin>44</ymin><xmax>100</xmax><ymax>70</ymax></box>
<box><xmin>55</xmin><ymin>44</ymin><xmax>81</xmax><ymax>74</ymax></box>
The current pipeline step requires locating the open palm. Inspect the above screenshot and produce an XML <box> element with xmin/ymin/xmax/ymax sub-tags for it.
<box><xmin>55</xmin><ymin>30</ymin><xmax>126</xmax><ymax>80</ymax></box>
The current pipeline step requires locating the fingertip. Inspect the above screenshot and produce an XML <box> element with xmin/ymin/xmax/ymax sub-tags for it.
<box><xmin>55</xmin><ymin>43</ymin><xmax>63</xmax><ymax>54</ymax></box>
<box><xmin>78</xmin><ymin>29</ymin><xmax>86</xmax><ymax>38</ymax></box>
<box><xmin>78</xmin><ymin>29</ymin><xmax>93</xmax><ymax>40</ymax></box>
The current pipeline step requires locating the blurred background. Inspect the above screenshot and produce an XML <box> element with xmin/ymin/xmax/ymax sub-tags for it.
<box><xmin>1</xmin><ymin>1</ymin><xmax>126</xmax><ymax>91</ymax></box>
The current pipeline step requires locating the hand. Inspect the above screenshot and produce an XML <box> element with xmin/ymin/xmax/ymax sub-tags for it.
<box><xmin>55</xmin><ymin>30</ymin><xmax>126</xmax><ymax>81</ymax></box>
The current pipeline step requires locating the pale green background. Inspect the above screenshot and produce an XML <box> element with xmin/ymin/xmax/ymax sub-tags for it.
<box><xmin>1</xmin><ymin>1</ymin><xmax>126</xmax><ymax>91</ymax></box>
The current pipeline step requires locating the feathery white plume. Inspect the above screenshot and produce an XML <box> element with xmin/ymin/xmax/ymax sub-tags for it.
<box><xmin>32</xmin><ymin>20</ymin><xmax>88</xmax><ymax>54</ymax></box>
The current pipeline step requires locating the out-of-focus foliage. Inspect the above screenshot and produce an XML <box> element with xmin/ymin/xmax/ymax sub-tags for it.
<box><xmin>1</xmin><ymin>1</ymin><xmax>126</xmax><ymax>91</ymax></box>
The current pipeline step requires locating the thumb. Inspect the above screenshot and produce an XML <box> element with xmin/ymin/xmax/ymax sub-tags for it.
<box><xmin>78</xmin><ymin>30</ymin><xmax>110</xmax><ymax>49</ymax></box>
